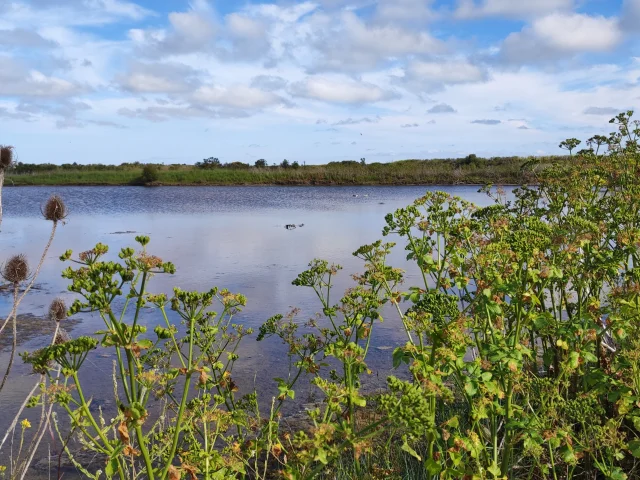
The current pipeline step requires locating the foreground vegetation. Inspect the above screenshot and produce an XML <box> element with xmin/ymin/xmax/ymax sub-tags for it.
<box><xmin>2</xmin><ymin>112</ymin><xmax>640</xmax><ymax>479</ymax></box>
<box><xmin>4</xmin><ymin>155</ymin><xmax>552</xmax><ymax>186</ymax></box>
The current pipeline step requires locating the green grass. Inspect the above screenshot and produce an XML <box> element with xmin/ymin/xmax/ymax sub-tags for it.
<box><xmin>5</xmin><ymin>157</ymin><xmax>555</xmax><ymax>186</ymax></box>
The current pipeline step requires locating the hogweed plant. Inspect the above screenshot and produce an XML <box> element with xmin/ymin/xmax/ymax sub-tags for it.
<box><xmin>22</xmin><ymin>236</ymin><xmax>292</xmax><ymax>480</ymax></box>
<box><xmin>8</xmin><ymin>112</ymin><xmax>640</xmax><ymax>479</ymax></box>
<box><xmin>256</xmin><ymin>112</ymin><xmax>640</xmax><ymax>479</ymax></box>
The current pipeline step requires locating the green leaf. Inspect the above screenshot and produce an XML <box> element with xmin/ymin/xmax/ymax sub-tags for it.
<box><xmin>609</xmin><ymin>467</ymin><xmax>628</xmax><ymax>480</ymax></box>
<box><xmin>445</xmin><ymin>416</ymin><xmax>459</xmax><ymax>429</ymax></box>
<box><xmin>559</xmin><ymin>445</ymin><xmax>577</xmax><ymax>464</ymax></box>
<box><xmin>487</xmin><ymin>462</ymin><xmax>502</xmax><ymax>478</ymax></box>
<box><xmin>136</xmin><ymin>339</ymin><xmax>153</xmax><ymax>349</ymax></box>
<box><xmin>105</xmin><ymin>457</ymin><xmax>118</xmax><ymax>478</ymax></box>
<box><xmin>629</xmin><ymin>439</ymin><xmax>640</xmax><ymax>458</ymax></box>
<box><xmin>392</xmin><ymin>347</ymin><xmax>410</xmax><ymax>368</ymax></box>
<box><xmin>568</xmin><ymin>351</ymin><xmax>580</xmax><ymax>369</ymax></box>
<box><xmin>480</xmin><ymin>372</ymin><xmax>493</xmax><ymax>382</ymax></box>
<box><xmin>401</xmin><ymin>439</ymin><xmax>422</xmax><ymax>461</ymax></box>
<box><xmin>464</xmin><ymin>380</ymin><xmax>478</xmax><ymax>397</ymax></box>
<box><xmin>424</xmin><ymin>458</ymin><xmax>442</xmax><ymax>475</ymax></box>
<box><xmin>314</xmin><ymin>448</ymin><xmax>329</xmax><ymax>464</ymax></box>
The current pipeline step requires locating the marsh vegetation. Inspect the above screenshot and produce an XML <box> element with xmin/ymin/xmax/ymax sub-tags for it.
<box><xmin>1</xmin><ymin>113</ymin><xmax>640</xmax><ymax>479</ymax></box>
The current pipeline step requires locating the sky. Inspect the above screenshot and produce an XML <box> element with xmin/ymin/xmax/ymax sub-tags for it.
<box><xmin>0</xmin><ymin>0</ymin><xmax>639</xmax><ymax>165</ymax></box>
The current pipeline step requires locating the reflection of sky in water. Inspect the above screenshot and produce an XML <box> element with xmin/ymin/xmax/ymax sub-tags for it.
<box><xmin>0</xmin><ymin>186</ymin><xmax>506</xmax><ymax>421</ymax></box>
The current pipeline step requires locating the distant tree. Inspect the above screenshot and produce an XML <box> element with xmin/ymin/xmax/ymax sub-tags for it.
<box><xmin>559</xmin><ymin>138</ymin><xmax>581</xmax><ymax>156</ymax></box>
<box><xmin>281</xmin><ymin>159</ymin><xmax>290</xmax><ymax>168</ymax></box>
<box><xmin>360</xmin><ymin>157</ymin><xmax>366</xmax><ymax>165</ymax></box>
<box><xmin>140</xmin><ymin>164</ymin><xmax>160</xmax><ymax>184</ymax></box>
<box><xmin>196</xmin><ymin>157</ymin><xmax>221</xmax><ymax>169</ymax></box>
<box><xmin>254</xmin><ymin>159</ymin><xmax>267</xmax><ymax>168</ymax></box>
<box><xmin>292</xmin><ymin>161</ymin><xmax>300</xmax><ymax>169</ymax></box>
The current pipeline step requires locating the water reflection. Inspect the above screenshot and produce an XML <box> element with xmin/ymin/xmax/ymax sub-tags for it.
<box><xmin>0</xmin><ymin>185</ymin><xmax>504</xmax><ymax>425</ymax></box>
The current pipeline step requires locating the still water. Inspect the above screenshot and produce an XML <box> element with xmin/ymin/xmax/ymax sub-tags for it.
<box><xmin>0</xmin><ymin>185</ymin><xmax>501</xmax><ymax>443</ymax></box>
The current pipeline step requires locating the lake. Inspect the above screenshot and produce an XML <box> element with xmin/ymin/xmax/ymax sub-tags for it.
<box><xmin>0</xmin><ymin>185</ymin><xmax>502</xmax><ymax>443</ymax></box>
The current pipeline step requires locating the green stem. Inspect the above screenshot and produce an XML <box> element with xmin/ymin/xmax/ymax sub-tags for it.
<box><xmin>134</xmin><ymin>424</ymin><xmax>155</xmax><ymax>480</ymax></box>
<box><xmin>71</xmin><ymin>373</ymin><xmax>114</xmax><ymax>454</ymax></box>
<box><xmin>160</xmin><ymin>314</ymin><xmax>196</xmax><ymax>480</ymax></box>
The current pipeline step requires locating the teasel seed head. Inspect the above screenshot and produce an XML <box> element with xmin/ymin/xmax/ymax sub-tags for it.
<box><xmin>0</xmin><ymin>145</ymin><xmax>14</xmax><ymax>169</ymax></box>
<box><xmin>54</xmin><ymin>329</ymin><xmax>71</xmax><ymax>345</ymax></box>
<box><xmin>49</xmin><ymin>298</ymin><xmax>67</xmax><ymax>322</ymax></box>
<box><xmin>42</xmin><ymin>195</ymin><xmax>68</xmax><ymax>223</ymax></box>
<box><xmin>2</xmin><ymin>254</ymin><xmax>29</xmax><ymax>284</ymax></box>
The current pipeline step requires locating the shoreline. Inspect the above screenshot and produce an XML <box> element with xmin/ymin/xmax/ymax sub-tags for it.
<box><xmin>4</xmin><ymin>181</ymin><xmax>524</xmax><ymax>187</ymax></box>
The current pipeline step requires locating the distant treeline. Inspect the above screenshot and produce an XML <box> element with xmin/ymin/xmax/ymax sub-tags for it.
<box><xmin>5</xmin><ymin>154</ymin><xmax>566</xmax><ymax>186</ymax></box>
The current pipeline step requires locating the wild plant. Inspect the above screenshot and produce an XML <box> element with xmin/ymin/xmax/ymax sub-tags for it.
<box><xmin>11</xmin><ymin>112</ymin><xmax>640</xmax><ymax>479</ymax></box>
<box><xmin>21</xmin><ymin>236</ymin><xmax>294</xmax><ymax>479</ymax></box>
<box><xmin>0</xmin><ymin>145</ymin><xmax>69</xmax><ymax>478</ymax></box>
<box><xmin>257</xmin><ymin>112</ymin><xmax>640</xmax><ymax>479</ymax></box>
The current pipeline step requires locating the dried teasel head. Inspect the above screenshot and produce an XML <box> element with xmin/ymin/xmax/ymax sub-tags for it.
<box><xmin>49</xmin><ymin>298</ymin><xmax>67</xmax><ymax>322</ymax></box>
<box><xmin>2</xmin><ymin>254</ymin><xmax>29</xmax><ymax>284</ymax></box>
<box><xmin>54</xmin><ymin>329</ymin><xmax>71</xmax><ymax>345</ymax></box>
<box><xmin>42</xmin><ymin>195</ymin><xmax>67</xmax><ymax>223</ymax></box>
<box><xmin>0</xmin><ymin>145</ymin><xmax>14</xmax><ymax>169</ymax></box>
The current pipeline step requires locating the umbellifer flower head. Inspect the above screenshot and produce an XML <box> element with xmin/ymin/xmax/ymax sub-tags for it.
<box><xmin>42</xmin><ymin>195</ymin><xmax>67</xmax><ymax>223</ymax></box>
<box><xmin>49</xmin><ymin>298</ymin><xmax>67</xmax><ymax>322</ymax></box>
<box><xmin>0</xmin><ymin>145</ymin><xmax>13</xmax><ymax>169</ymax></box>
<box><xmin>2</xmin><ymin>254</ymin><xmax>29</xmax><ymax>284</ymax></box>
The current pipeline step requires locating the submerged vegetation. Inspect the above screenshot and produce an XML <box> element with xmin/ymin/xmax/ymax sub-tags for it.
<box><xmin>4</xmin><ymin>155</ymin><xmax>554</xmax><ymax>186</ymax></box>
<box><xmin>2</xmin><ymin>111</ymin><xmax>640</xmax><ymax>479</ymax></box>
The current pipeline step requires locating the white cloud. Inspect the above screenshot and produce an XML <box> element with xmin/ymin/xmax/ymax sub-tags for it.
<box><xmin>118</xmin><ymin>104</ymin><xmax>251</xmax><ymax>122</ymax></box>
<box><xmin>1</xmin><ymin>0</ymin><xmax>637</xmax><ymax>164</ymax></box>
<box><xmin>375</xmin><ymin>0</ymin><xmax>437</xmax><ymax>22</ymax></box>
<box><xmin>333</xmin><ymin>116</ymin><xmax>380</xmax><ymax>125</ymax></box>
<box><xmin>129</xmin><ymin>4</ymin><xmax>216</xmax><ymax>56</ymax></box>
<box><xmin>400</xmin><ymin>60</ymin><xmax>487</xmax><ymax>92</ymax></box>
<box><xmin>0</xmin><ymin>56</ymin><xmax>86</xmax><ymax>97</ymax></box>
<box><xmin>531</xmin><ymin>13</ymin><xmax>621</xmax><ymax>52</ymax></box>
<box><xmin>0</xmin><ymin>28</ymin><xmax>58</xmax><ymax>47</ymax></box>
<box><xmin>116</xmin><ymin>62</ymin><xmax>204</xmax><ymax>93</ymax></box>
<box><xmin>428</xmin><ymin>103</ymin><xmax>457</xmax><ymax>113</ymax></box>
<box><xmin>250</xmin><ymin>75</ymin><xmax>288</xmax><ymax>91</ymax></box>
<box><xmin>226</xmin><ymin>13</ymin><xmax>266</xmax><ymax>40</ymax></box>
<box><xmin>4</xmin><ymin>0</ymin><xmax>153</xmax><ymax>27</ymax></box>
<box><xmin>472</xmin><ymin>119</ymin><xmax>501</xmax><ymax>125</ymax></box>
<box><xmin>456</xmin><ymin>0</ymin><xmax>574</xmax><ymax>19</ymax></box>
<box><xmin>289</xmin><ymin>76</ymin><xmax>398</xmax><ymax>104</ymax></box>
<box><xmin>93</xmin><ymin>0</ymin><xmax>150</xmax><ymax>20</ymax></box>
<box><xmin>193</xmin><ymin>85</ymin><xmax>286</xmax><ymax>109</ymax></box>
<box><xmin>584</xmin><ymin>106</ymin><xmax>621</xmax><ymax>115</ymax></box>
<box><xmin>500</xmin><ymin>13</ymin><xmax>622</xmax><ymax>64</ymax></box>
<box><xmin>304</xmin><ymin>11</ymin><xmax>444</xmax><ymax>72</ymax></box>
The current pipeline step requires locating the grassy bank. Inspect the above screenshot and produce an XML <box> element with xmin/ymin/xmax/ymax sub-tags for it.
<box><xmin>5</xmin><ymin>156</ymin><xmax>552</xmax><ymax>186</ymax></box>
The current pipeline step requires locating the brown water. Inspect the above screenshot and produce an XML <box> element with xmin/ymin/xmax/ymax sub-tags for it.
<box><xmin>0</xmin><ymin>185</ymin><xmax>504</xmax><ymax>476</ymax></box>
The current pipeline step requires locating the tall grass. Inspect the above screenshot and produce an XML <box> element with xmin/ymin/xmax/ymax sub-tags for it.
<box><xmin>5</xmin><ymin>156</ymin><xmax>554</xmax><ymax>186</ymax></box>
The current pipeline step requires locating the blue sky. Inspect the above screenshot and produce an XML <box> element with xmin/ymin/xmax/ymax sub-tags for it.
<box><xmin>1</xmin><ymin>0</ymin><xmax>638</xmax><ymax>165</ymax></box>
